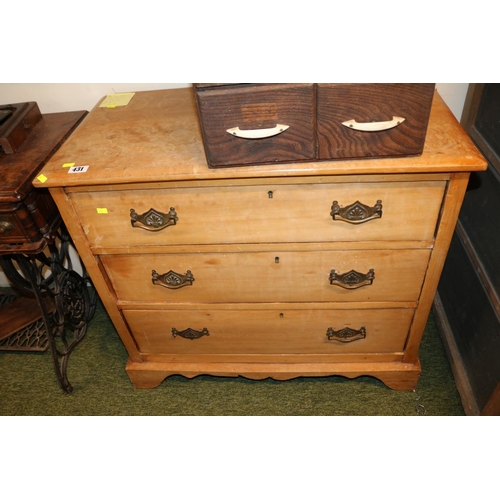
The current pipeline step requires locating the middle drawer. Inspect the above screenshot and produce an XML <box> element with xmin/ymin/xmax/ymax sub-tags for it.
<box><xmin>102</xmin><ymin>249</ymin><xmax>431</xmax><ymax>303</ymax></box>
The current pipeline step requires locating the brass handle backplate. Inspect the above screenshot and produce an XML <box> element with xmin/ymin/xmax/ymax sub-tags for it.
<box><xmin>172</xmin><ymin>327</ymin><xmax>209</xmax><ymax>340</ymax></box>
<box><xmin>326</xmin><ymin>326</ymin><xmax>366</xmax><ymax>343</ymax></box>
<box><xmin>330</xmin><ymin>200</ymin><xmax>382</xmax><ymax>224</ymax></box>
<box><xmin>329</xmin><ymin>268</ymin><xmax>375</xmax><ymax>289</ymax></box>
<box><xmin>0</xmin><ymin>221</ymin><xmax>16</xmax><ymax>235</ymax></box>
<box><xmin>152</xmin><ymin>269</ymin><xmax>194</xmax><ymax>289</ymax></box>
<box><xmin>130</xmin><ymin>207</ymin><xmax>178</xmax><ymax>231</ymax></box>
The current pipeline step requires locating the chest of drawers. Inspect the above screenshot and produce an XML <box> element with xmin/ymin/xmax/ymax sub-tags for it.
<box><xmin>33</xmin><ymin>87</ymin><xmax>486</xmax><ymax>390</ymax></box>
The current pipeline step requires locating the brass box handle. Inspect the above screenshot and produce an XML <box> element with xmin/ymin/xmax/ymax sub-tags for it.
<box><xmin>152</xmin><ymin>269</ymin><xmax>194</xmax><ymax>289</ymax></box>
<box><xmin>172</xmin><ymin>327</ymin><xmax>209</xmax><ymax>340</ymax></box>
<box><xmin>326</xmin><ymin>326</ymin><xmax>366</xmax><ymax>343</ymax></box>
<box><xmin>330</xmin><ymin>200</ymin><xmax>382</xmax><ymax>224</ymax></box>
<box><xmin>329</xmin><ymin>268</ymin><xmax>375</xmax><ymax>289</ymax></box>
<box><xmin>130</xmin><ymin>207</ymin><xmax>178</xmax><ymax>231</ymax></box>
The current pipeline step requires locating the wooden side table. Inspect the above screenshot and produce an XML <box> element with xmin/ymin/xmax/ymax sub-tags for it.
<box><xmin>0</xmin><ymin>110</ymin><xmax>96</xmax><ymax>393</ymax></box>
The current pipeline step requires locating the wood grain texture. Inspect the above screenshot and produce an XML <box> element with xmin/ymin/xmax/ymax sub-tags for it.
<box><xmin>0</xmin><ymin>295</ymin><xmax>55</xmax><ymax>341</ymax></box>
<box><xmin>195</xmin><ymin>84</ymin><xmax>316</xmax><ymax>167</ymax></box>
<box><xmin>101</xmin><ymin>248</ymin><xmax>431</xmax><ymax>303</ymax></box>
<box><xmin>33</xmin><ymin>88</ymin><xmax>487</xmax><ymax>190</ymax></box>
<box><xmin>68</xmin><ymin>180</ymin><xmax>445</xmax><ymax>249</ymax></box>
<box><xmin>124</xmin><ymin>307</ymin><xmax>414</xmax><ymax>356</ymax></box>
<box><xmin>404</xmin><ymin>173</ymin><xmax>471</xmax><ymax>364</ymax></box>
<box><xmin>1</xmin><ymin>112</ymin><xmax>86</xmax><ymax>201</ymax></box>
<box><xmin>126</xmin><ymin>359</ymin><xmax>421</xmax><ymax>390</ymax></box>
<box><xmin>0</xmin><ymin>111</ymin><xmax>86</xmax><ymax>247</ymax></box>
<box><xmin>317</xmin><ymin>84</ymin><xmax>435</xmax><ymax>159</ymax></box>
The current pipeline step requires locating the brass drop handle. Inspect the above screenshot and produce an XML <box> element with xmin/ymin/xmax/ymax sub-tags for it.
<box><xmin>0</xmin><ymin>221</ymin><xmax>16</xmax><ymax>235</ymax></box>
<box><xmin>130</xmin><ymin>207</ymin><xmax>178</xmax><ymax>231</ymax></box>
<box><xmin>172</xmin><ymin>327</ymin><xmax>209</xmax><ymax>340</ymax></box>
<box><xmin>152</xmin><ymin>269</ymin><xmax>194</xmax><ymax>289</ymax></box>
<box><xmin>329</xmin><ymin>268</ymin><xmax>375</xmax><ymax>289</ymax></box>
<box><xmin>326</xmin><ymin>326</ymin><xmax>366</xmax><ymax>343</ymax></box>
<box><xmin>330</xmin><ymin>200</ymin><xmax>382</xmax><ymax>224</ymax></box>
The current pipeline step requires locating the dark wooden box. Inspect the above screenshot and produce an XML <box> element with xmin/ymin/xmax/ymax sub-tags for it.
<box><xmin>0</xmin><ymin>102</ymin><xmax>42</xmax><ymax>154</ymax></box>
<box><xmin>194</xmin><ymin>83</ymin><xmax>435</xmax><ymax>168</ymax></box>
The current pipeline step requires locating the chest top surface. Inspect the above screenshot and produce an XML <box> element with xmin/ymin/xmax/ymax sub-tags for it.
<box><xmin>33</xmin><ymin>88</ymin><xmax>486</xmax><ymax>190</ymax></box>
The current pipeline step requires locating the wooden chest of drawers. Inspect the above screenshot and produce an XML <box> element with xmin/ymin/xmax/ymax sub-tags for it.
<box><xmin>33</xmin><ymin>87</ymin><xmax>486</xmax><ymax>390</ymax></box>
<box><xmin>194</xmin><ymin>83</ymin><xmax>435</xmax><ymax>167</ymax></box>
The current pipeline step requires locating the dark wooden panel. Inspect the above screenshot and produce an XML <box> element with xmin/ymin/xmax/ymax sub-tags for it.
<box><xmin>458</xmin><ymin>163</ymin><xmax>500</xmax><ymax>293</ymax></box>
<box><xmin>437</xmin><ymin>232</ymin><xmax>500</xmax><ymax>411</ymax></box>
<box><xmin>0</xmin><ymin>110</ymin><xmax>86</xmax><ymax>249</ymax></box>
<box><xmin>317</xmin><ymin>84</ymin><xmax>435</xmax><ymax>160</ymax></box>
<box><xmin>475</xmin><ymin>84</ymin><xmax>500</xmax><ymax>159</ymax></box>
<box><xmin>0</xmin><ymin>111</ymin><xmax>87</xmax><ymax>202</ymax></box>
<box><xmin>195</xmin><ymin>84</ymin><xmax>316</xmax><ymax>167</ymax></box>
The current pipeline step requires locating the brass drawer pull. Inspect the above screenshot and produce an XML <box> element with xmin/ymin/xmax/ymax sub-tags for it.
<box><xmin>152</xmin><ymin>269</ymin><xmax>194</xmax><ymax>289</ymax></box>
<box><xmin>329</xmin><ymin>268</ymin><xmax>375</xmax><ymax>289</ymax></box>
<box><xmin>330</xmin><ymin>200</ymin><xmax>382</xmax><ymax>224</ymax></box>
<box><xmin>226</xmin><ymin>124</ymin><xmax>289</xmax><ymax>139</ymax></box>
<box><xmin>0</xmin><ymin>221</ymin><xmax>16</xmax><ymax>235</ymax></box>
<box><xmin>130</xmin><ymin>207</ymin><xmax>178</xmax><ymax>231</ymax></box>
<box><xmin>342</xmin><ymin>116</ymin><xmax>405</xmax><ymax>132</ymax></box>
<box><xmin>172</xmin><ymin>327</ymin><xmax>209</xmax><ymax>340</ymax></box>
<box><xmin>326</xmin><ymin>326</ymin><xmax>366</xmax><ymax>343</ymax></box>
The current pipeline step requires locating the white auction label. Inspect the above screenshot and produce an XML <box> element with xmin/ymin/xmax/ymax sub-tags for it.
<box><xmin>68</xmin><ymin>165</ymin><xmax>90</xmax><ymax>173</ymax></box>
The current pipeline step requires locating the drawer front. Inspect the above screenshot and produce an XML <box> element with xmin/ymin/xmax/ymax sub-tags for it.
<box><xmin>102</xmin><ymin>249</ymin><xmax>431</xmax><ymax>303</ymax></box>
<box><xmin>0</xmin><ymin>190</ymin><xmax>60</xmax><ymax>245</ymax></box>
<box><xmin>71</xmin><ymin>181</ymin><xmax>445</xmax><ymax>248</ymax></box>
<box><xmin>317</xmin><ymin>84</ymin><xmax>435</xmax><ymax>160</ymax></box>
<box><xmin>124</xmin><ymin>307</ymin><xmax>414</xmax><ymax>355</ymax></box>
<box><xmin>0</xmin><ymin>212</ymin><xmax>28</xmax><ymax>243</ymax></box>
<box><xmin>195</xmin><ymin>84</ymin><xmax>316</xmax><ymax>167</ymax></box>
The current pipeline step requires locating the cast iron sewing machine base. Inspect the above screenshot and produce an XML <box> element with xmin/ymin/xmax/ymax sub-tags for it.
<box><xmin>0</xmin><ymin>225</ymin><xmax>96</xmax><ymax>393</ymax></box>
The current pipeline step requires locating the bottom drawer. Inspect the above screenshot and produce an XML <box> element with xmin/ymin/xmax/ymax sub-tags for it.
<box><xmin>124</xmin><ymin>307</ymin><xmax>414</xmax><ymax>355</ymax></box>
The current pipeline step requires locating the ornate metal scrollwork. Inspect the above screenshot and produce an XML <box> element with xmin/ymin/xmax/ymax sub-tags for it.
<box><xmin>0</xmin><ymin>225</ymin><xmax>97</xmax><ymax>393</ymax></box>
<box><xmin>152</xmin><ymin>269</ymin><xmax>194</xmax><ymax>289</ymax></box>
<box><xmin>130</xmin><ymin>207</ymin><xmax>178</xmax><ymax>231</ymax></box>
<box><xmin>326</xmin><ymin>326</ymin><xmax>366</xmax><ymax>343</ymax></box>
<box><xmin>172</xmin><ymin>327</ymin><xmax>209</xmax><ymax>340</ymax></box>
<box><xmin>330</xmin><ymin>200</ymin><xmax>382</xmax><ymax>224</ymax></box>
<box><xmin>329</xmin><ymin>268</ymin><xmax>375</xmax><ymax>289</ymax></box>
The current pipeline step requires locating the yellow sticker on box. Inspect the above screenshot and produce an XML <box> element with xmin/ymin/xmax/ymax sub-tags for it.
<box><xmin>96</xmin><ymin>208</ymin><xmax>108</xmax><ymax>214</ymax></box>
<box><xmin>62</xmin><ymin>162</ymin><xmax>75</xmax><ymax>168</ymax></box>
<box><xmin>37</xmin><ymin>174</ymin><xmax>48</xmax><ymax>183</ymax></box>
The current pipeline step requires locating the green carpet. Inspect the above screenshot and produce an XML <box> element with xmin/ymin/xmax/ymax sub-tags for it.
<box><xmin>0</xmin><ymin>300</ymin><xmax>464</xmax><ymax>416</ymax></box>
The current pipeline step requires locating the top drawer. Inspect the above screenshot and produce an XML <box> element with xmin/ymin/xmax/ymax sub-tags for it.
<box><xmin>317</xmin><ymin>84</ymin><xmax>435</xmax><ymax>160</ymax></box>
<box><xmin>195</xmin><ymin>84</ymin><xmax>316</xmax><ymax>168</ymax></box>
<box><xmin>69</xmin><ymin>179</ymin><xmax>446</xmax><ymax>249</ymax></box>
